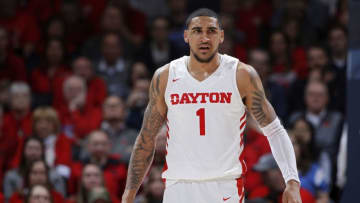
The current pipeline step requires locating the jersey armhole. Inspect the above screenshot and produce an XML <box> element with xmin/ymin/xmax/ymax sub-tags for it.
<box><xmin>164</xmin><ymin>61</ymin><xmax>175</xmax><ymax>107</ymax></box>
<box><xmin>232</xmin><ymin>60</ymin><xmax>245</xmax><ymax>107</ymax></box>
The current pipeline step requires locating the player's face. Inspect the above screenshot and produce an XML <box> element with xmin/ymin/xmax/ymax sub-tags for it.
<box><xmin>184</xmin><ymin>16</ymin><xmax>224</xmax><ymax>63</ymax></box>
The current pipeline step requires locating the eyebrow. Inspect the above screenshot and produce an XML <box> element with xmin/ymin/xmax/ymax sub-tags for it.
<box><xmin>191</xmin><ymin>26</ymin><xmax>219</xmax><ymax>30</ymax></box>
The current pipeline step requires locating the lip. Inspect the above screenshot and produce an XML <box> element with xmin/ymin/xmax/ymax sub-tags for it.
<box><xmin>198</xmin><ymin>46</ymin><xmax>210</xmax><ymax>53</ymax></box>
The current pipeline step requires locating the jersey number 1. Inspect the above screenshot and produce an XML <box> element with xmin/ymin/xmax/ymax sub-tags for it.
<box><xmin>196</xmin><ymin>108</ymin><xmax>205</xmax><ymax>136</ymax></box>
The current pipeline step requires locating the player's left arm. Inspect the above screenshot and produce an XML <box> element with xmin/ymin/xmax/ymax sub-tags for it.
<box><xmin>236</xmin><ymin>63</ymin><xmax>302</xmax><ymax>203</ymax></box>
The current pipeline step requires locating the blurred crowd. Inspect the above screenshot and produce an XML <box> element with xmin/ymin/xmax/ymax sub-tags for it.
<box><xmin>0</xmin><ymin>0</ymin><xmax>347</xmax><ymax>202</ymax></box>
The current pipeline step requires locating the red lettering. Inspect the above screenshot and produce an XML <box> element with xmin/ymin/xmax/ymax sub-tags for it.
<box><xmin>209</xmin><ymin>92</ymin><xmax>220</xmax><ymax>103</ymax></box>
<box><xmin>188</xmin><ymin>93</ymin><xmax>201</xmax><ymax>103</ymax></box>
<box><xmin>180</xmin><ymin>93</ymin><xmax>191</xmax><ymax>104</ymax></box>
<box><xmin>198</xmin><ymin>93</ymin><xmax>209</xmax><ymax>103</ymax></box>
<box><xmin>170</xmin><ymin>94</ymin><xmax>180</xmax><ymax>105</ymax></box>
<box><xmin>220</xmin><ymin>92</ymin><xmax>232</xmax><ymax>103</ymax></box>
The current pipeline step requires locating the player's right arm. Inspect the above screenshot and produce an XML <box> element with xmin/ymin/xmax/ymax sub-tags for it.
<box><xmin>122</xmin><ymin>65</ymin><xmax>169</xmax><ymax>203</ymax></box>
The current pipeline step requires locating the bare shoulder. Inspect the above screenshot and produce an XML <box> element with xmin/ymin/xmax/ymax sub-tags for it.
<box><xmin>235</xmin><ymin>61</ymin><xmax>263</xmax><ymax>98</ymax></box>
<box><xmin>151</xmin><ymin>64</ymin><xmax>170</xmax><ymax>96</ymax></box>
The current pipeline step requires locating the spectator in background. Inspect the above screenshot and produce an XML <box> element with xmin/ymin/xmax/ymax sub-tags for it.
<box><xmin>56</xmin><ymin>76</ymin><xmax>102</xmax><ymax>140</ymax></box>
<box><xmin>135</xmin><ymin>166</ymin><xmax>165</xmax><ymax>203</ymax></box>
<box><xmin>69</xmin><ymin>130</ymin><xmax>127</xmax><ymax>198</ymax></box>
<box><xmin>17</xmin><ymin>0</ymin><xmax>53</xmax><ymax>27</ymax></box>
<box><xmin>268</xmin><ymin>31</ymin><xmax>296</xmax><ymax>88</ymax></box>
<box><xmin>126</xmin><ymin>78</ymin><xmax>150</xmax><ymax>130</ymax></box>
<box><xmin>235</xmin><ymin>0</ymin><xmax>273</xmax><ymax>48</ymax></box>
<box><xmin>248</xmin><ymin>48</ymin><xmax>288</xmax><ymax>121</ymax></box>
<box><xmin>290</xmin><ymin>117</ymin><xmax>332</xmax><ymax>191</ymax></box>
<box><xmin>288</xmin><ymin>45</ymin><xmax>334</xmax><ymax>113</ymax></box>
<box><xmin>0</xmin><ymin>0</ymin><xmax>41</xmax><ymax>57</ymax></box>
<box><xmin>26</xmin><ymin>184</ymin><xmax>52</xmax><ymax>203</ymax></box>
<box><xmin>336</xmin><ymin>0</ymin><xmax>348</xmax><ymax>27</ymax></box>
<box><xmin>95</xmin><ymin>33</ymin><xmax>130</xmax><ymax>98</ymax></box>
<box><xmin>219</xmin><ymin>33</ymin><xmax>247</xmax><ymax>63</ymax></box>
<box><xmin>219</xmin><ymin>0</ymin><xmax>239</xmax><ymax>19</ymax></box>
<box><xmin>166</xmin><ymin>0</ymin><xmax>188</xmax><ymax>55</ymax></box>
<box><xmin>271</xmin><ymin>0</ymin><xmax>326</xmax><ymax>46</ymax></box>
<box><xmin>218</xmin><ymin>14</ymin><xmax>247</xmax><ymax>61</ymax></box>
<box><xmin>281</xmin><ymin>17</ymin><xmax>303</xmax><ymax>51</ymax></box>
<box><xmin>110</xmin><ymin>0</ymin><xmax>147</xmax><ymax>46</ymax></box>
<box><xmin>4</xmin><ymin>137</ymin><xmax>66</xmax><ymax>200</ymax></box>
<box><xmin>67</xmin><ymin>164</ymin><xmax>120</xmax><ymax>203</ymax></box>
<box><xmin>248</xmin><ymin>153</ymin><xmax>316</xmax><ymax>203</ymax></box>
<box><xmin>128</xmin><ymin>62</ymin><xmax>150</xmax><ymax>88</ymax></box>
<box><xmin>291</xmin><ymin>132</ymin><xmax>330</xmax><ymax>202</ymax></box>
<box><xmin>139</xmin><ymin>16</ymin><xmax>179</xmax><ymax>73</ymax></box>
<box><xmin>327</xmin><ymin>25</ymin><xmax>347</xmax><ymax>113</ymax></box>
<box><xmin>31</xmin><ymin>107</ymin><xmax>72</xmax><ymax>178</ymax></box>
<box><xmin>33</xmin><ymin>16</ymin><xmax>72</xmax><ymax>65</ymax></box>
<box><xmin>0</xmin><ymin>27</ymin><xmax>27</xmax><ymax>82</ymax></box>
<box><xmin>328</xmin><ymin>25</ymin><xmax>347</xmax><ymax>72</ymax></box>
<box><xmin>65</xmin><ymin>57</ymin><xmax>107</xmax><ymax>109</ymax></box>
<box><xmin>101</xmin><ymin>95</ymin><xmax>138</xmax><ymax>163</ymax></box>
<box><xmin>289</xmin><ymin>81</ymin><xmax>343</xmax><ymax>174</ymax></box>
<box><xmin>9</xmin><ymin>160</ymin><xmax>64</xmax><ymax>203</ymax></box>
<box><xmin>2</xmin><ymin>82</ymin><xmax>32</xmax><ymax>166</ymax></box>
<box><xmin>44</xmin><ymin>17</ymin><xmax>66</xmax><ymax>40</ymax></box>
<box><xmin>82</xmin><ymin>3</ymin><xmax>143</xmax><ymax>61</ymax></box>
<box><xmin>59</xmin><ymin>1</ymin><xmax>91</xmax><ymax>56</ymax></box>
<box><xmin>281</xmin><ymin>17</ymin><xmax>307</xmax><ymax>79</ymax></box>
<box><xmin>30</xmin><ymin>37</ymin><xmax>70</xmax><ymax>107</ymax></box>
<box><xmin>87</xmin><ymin>186</ymin><xmax>114</xmax><ymax>203</ymax></box>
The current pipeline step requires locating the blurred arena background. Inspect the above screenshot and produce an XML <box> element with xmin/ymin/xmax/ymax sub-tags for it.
<box><xmin>0</xmin><ymin>0</ymin><xmax>354</xmax><ymax>202</ymax></box>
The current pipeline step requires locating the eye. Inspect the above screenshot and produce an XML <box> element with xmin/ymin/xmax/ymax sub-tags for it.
<box><xmin>208</xmin><ymin>29</ymin><xmax>217</xmax><ymax>33</ymax></box>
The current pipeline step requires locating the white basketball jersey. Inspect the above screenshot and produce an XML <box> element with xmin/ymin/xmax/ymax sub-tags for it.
<box><xmin>163</xmin><ymin>54</ymin><xmax>247</xmax><ymax>181</ymax></box>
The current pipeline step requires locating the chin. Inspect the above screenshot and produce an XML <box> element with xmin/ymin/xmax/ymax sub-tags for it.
<box><xmin>193</xmin><ymin>52</ymin><xmax>217</xmax><ymax>63</ymax></box>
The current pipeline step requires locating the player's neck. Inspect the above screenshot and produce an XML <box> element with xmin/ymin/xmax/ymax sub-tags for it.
<box><xmin>188</xmin><ymin>53</ymin><xmax>221</xmax><ymax>74</ymax></box>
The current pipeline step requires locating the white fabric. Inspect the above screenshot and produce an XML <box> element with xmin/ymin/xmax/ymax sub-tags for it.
<box><xmin>163</xmin><ymin>179</ymin><xmax>244</xmax><ymax>203</ymax></box>
<box><xmin>163</xmin><ymin>54</ymin><xmax>247</xmax><ymax>180</ymax></box>
<box><xmin>261</xmin><ymin>118</ymin><xmax>300</xmax><ymax>183</ymax></box>
<box><xmin>336</xmin><ymin>124</ymin><xmax>347</xmax><ymax>188</ymax></box>
<box><xmin>56</xmin><ymin>165</ymin><xmax>71</xmax><ymax>179</ymax></box>
<box><xmin>44</xmin><ymin>135</ymin><xmax>57</xmax><ymax>167</ymax></box>
<box><xmin>306</xmin><ymin>110</ymin><xmax>326</xmax><ymax>128</ymax></box>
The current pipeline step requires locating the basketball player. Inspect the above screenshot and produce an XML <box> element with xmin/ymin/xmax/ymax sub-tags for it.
<box><xmin>122</xmin><ymin>8</ymin><xmax>302</xmax><ymax>203</ymax></box>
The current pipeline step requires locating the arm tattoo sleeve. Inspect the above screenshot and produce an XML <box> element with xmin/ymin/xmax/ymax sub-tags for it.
<box><xmin>125</xmin><ymin>73</ymin><xmax>165</xmax><ymax>190</ymax></box>
<box><xmin>248</xmin><ymin>69</ymin><xmax>273</xmax><ymax>126</ymax></box>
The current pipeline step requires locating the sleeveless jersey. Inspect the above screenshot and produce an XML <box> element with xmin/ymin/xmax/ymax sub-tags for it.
<box><xmin>163</xmin><ymin>54</ymin><xmax>247</xmax><ymax>181</ymax></box>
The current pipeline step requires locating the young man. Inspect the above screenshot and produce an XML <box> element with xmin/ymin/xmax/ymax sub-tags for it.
<box><xmin>122</xmin><ymin>8</ymin><xmax>302</xmax><ymax>203</ymax></box>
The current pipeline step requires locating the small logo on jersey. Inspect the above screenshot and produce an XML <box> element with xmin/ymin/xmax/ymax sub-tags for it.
<box><xmin>172</xmin><ymin>78</ymin><xmax>180</xmax><ymax>82</ymax></box>
<box><xmin>223</xmin><ymin>197</ymin><xmax>231</xmax><ymax>201</ymax></box>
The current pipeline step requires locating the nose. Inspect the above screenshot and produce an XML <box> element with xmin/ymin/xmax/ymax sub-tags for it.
<box><xmin>200</xmin><ymin>33</ymin><xmax>210</xmax><ymax>43</ymax></box>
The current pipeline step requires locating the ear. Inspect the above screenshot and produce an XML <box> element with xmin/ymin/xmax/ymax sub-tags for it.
<box><xmin>184</xmin><ymin>29</ymin><xmax>189</xmax><ymax>44</ymax></box>
<box><xmin>219</xmin><ymin>29</ymin><xmax>224</xmax><ymax>44</ymax></box>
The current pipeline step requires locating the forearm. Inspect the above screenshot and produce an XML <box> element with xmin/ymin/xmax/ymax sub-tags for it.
<box><xmin>124</xmin><ymin>133</ymin><xmax>156</xmax><ymax>196</ymax></box>
<box><xmin>123</xmin><ymin>69</ymin><xmax>166</xmax><ymax>201</ymax></box>
<box><xmin>261</xmin><ymin>117</ymin><xmax>300</xmax><ymax>183</ymax></box>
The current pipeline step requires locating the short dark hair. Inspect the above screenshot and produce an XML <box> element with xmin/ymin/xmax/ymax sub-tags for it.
<box><xmin>185</xmin><ymin>8</ymin><xmax>221</xmax><ymax>29</ymax></box>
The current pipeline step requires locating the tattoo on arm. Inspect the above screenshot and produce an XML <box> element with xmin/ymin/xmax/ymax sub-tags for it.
<box><xmin>251</xmin><ymin>91</ymin><xmax>267</xmax><ymax>126</ymax></box>
<box><xmin>248</xmin><ymin>67</ymin><xmax>274</xmax><ymax>126</ymax></box>
<box><xmin>125</xmin><ymin>72</ymin><xmax>165</xmax><ymax>190</ymax></box>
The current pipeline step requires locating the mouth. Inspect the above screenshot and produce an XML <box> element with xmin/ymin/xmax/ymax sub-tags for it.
<box><xmin>199</xmin><ymin>45</ymin><xmax>210</xmax><ymax>53</ymax></box>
